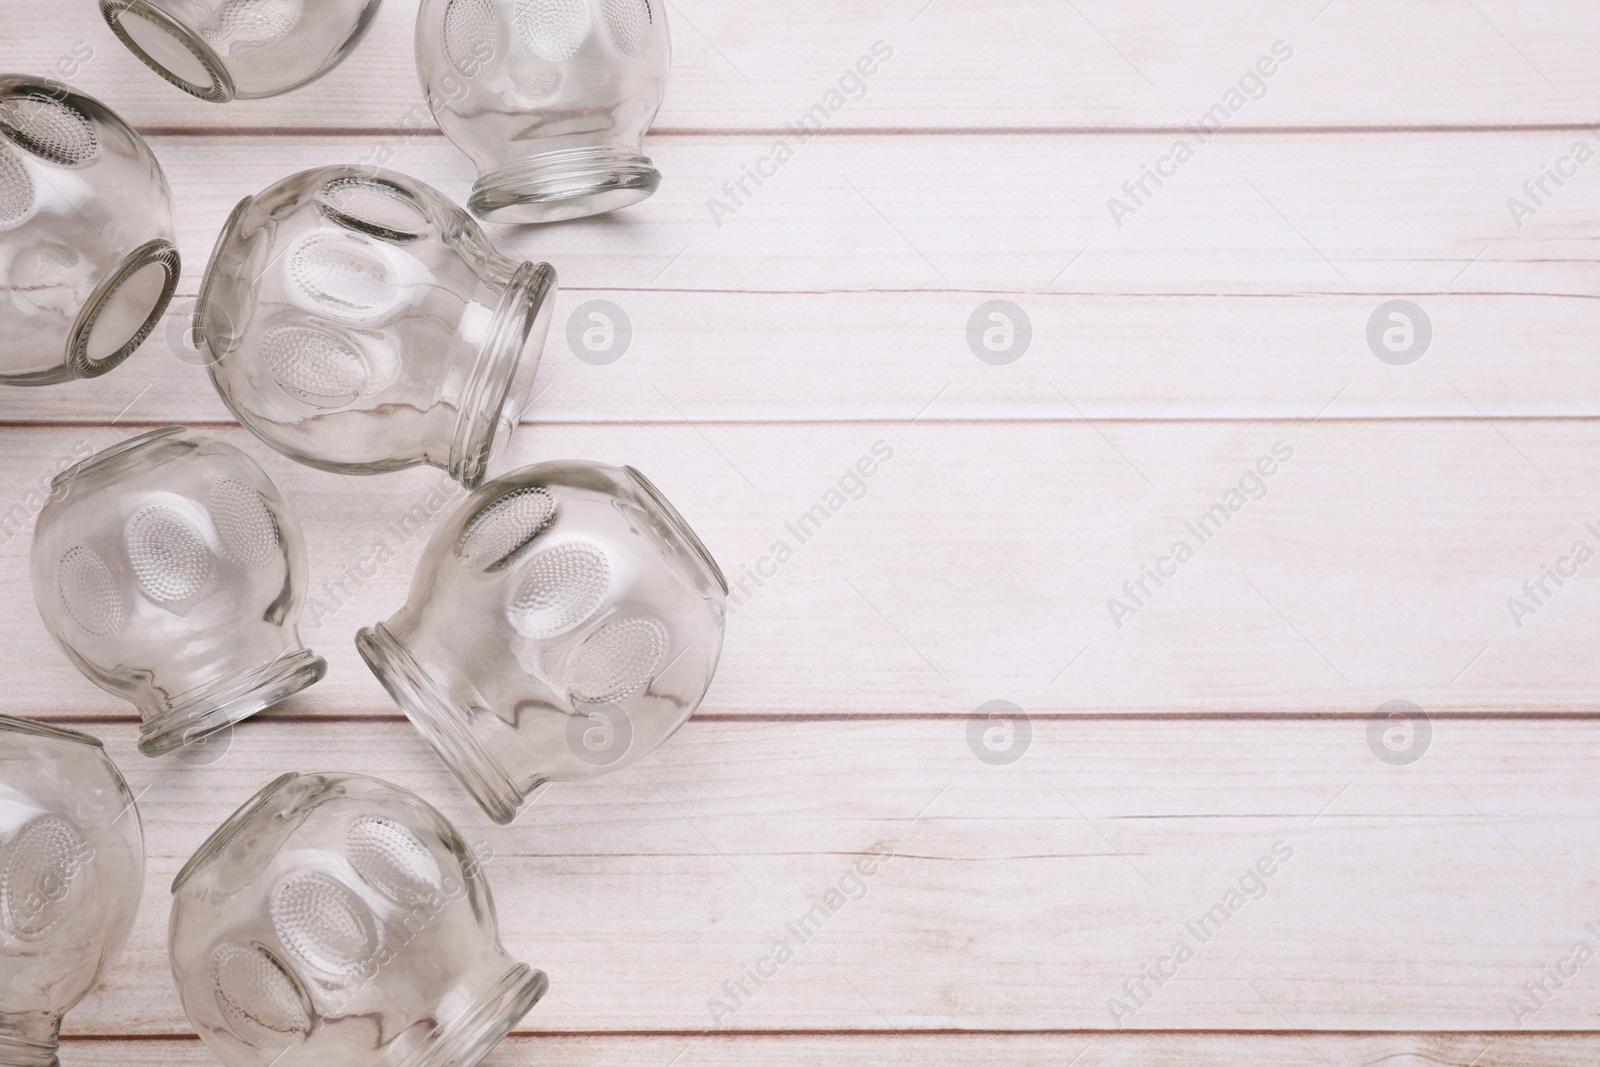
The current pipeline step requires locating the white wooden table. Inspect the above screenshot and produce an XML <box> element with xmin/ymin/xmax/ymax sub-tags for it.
<box><xmin>6</xmin><ymin>1</ymin><xmax>1600</xmax><ymax>1063</ymax></box>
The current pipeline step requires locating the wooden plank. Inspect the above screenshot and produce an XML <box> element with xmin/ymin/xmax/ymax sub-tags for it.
<box><xmin>3</xmin><ymin>2</ymin><xmax>1597</xmax><ymax>1056</ymax></box>
<box><xmin>53</xmin><ymin>1033</ymin><xmax>1600</xmax><ymax>1067</ymax></box>
<box><xmin>9</xmin><ymin>130</ymin><xmax>1600</xmax><ymax>425</ymax></box>
<box><xmin>141</xmin><ymin>132</ymin><xmax>1600</xmax><ymax>297</ymax></box>
<box><xmin>52</xmin><ymin>717</ymin><xmax>1600</xmax><ymax>1033</ymax></box>
<box><xmin>3</xmin><ymin>1</ymin><xmax>1599</xmax><ymax>131</ymax></box>
<box><xmin>29</xmin><ymin>288</ymin><xmax>1600</xmax><ymax>427</ymax></box>
<box><xmin>9</xmin><ymin>420</ymin><xmax>1600</xmax><ymax>718</ymax></box>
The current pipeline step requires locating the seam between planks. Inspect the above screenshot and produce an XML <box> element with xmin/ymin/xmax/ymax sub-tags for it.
<box><xmin>56</xmin><ymin>1027</ymin><xmax>1600</xmax><ymax>1040</ymax></box>
<box><xmin>144</xmin><ymin>288</ymin><xmax>1600</xmax><ymax>301</ymax></box>
<box><xmin>13</xmin><ymin>416</ymin><xmax>1600</xmax><ymax>430</ymax></box>
<box><xmin>134</xmin><ymin>123</ymin><xmax>1600</xmax><ymax>138</ymax></box>
<box><xmin>31</xmin><ymin>712</ymin><xmax>1600</xmax><ymax>725</ymax></box>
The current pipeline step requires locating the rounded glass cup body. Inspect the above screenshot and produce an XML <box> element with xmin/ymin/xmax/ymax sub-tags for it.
<box><xmin>198</xmin><ymin>165</ymin><xmax>557</xmax><ymax>490</ymax></box>
<box><xmin>416</xmin><ymin>0</ymin><xmax>670</xmax><ymax>223</ymax></box>
<box><xmin>170</xmin><ymin>771</ymin><xmax>546</xmax><ymax>1067</ymax></box>
<box><xmin>0</xmin><ymin>715</ymin><xmax>144</xmax><ymax>1067</ymax></box>
<box><xmin>0</xmin><ymin>75</ymin><xmax>179</xmax><ymax>385</ymax></box>
<box><xmin>32</xmin><ymin>427</ymin><xmax>326</xmax><ymax>757</ymax></box>
<box><xmin>358</xmin><ymin>461</ymin><xmax>726</xmax><ymax>823</ymax></box>
<box><xmin>101</xmin><ymin>0</ymin><xmax>385</xmax><ymax>103</ymax></box>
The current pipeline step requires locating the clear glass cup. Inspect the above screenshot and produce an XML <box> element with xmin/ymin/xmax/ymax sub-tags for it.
<box><xmin>32</xmin><ymin>427</ymin><xmax>326</xmax><ymax>757</ymax></box>
<box><xmin>197</xmin><ymin>165</ymin><xmax>557</xmax><ymax>490</ymax></box>
<box><xmin>0</xmin><ymin>75</ymin><xmax>179</xmax><ymax>385</ymax></box>
<box><xmin>0</xmin><ymin>715</ymin><xmax>144</xmax><ymax>1067</ymax></box>
<box><xmin>100</xmin><ymin>0</ymin><xmax>386</xmax><ymax>103</ymax></box>
<box><xmin>170</xmin><ymin>771</ymin><xmax>546</xmax><ymax>1067</ymax></box>
<box><xmin>358</xmin><ymin>461</ymin><xmax>726</xmax><ymax>823</ymax></box>
<box><xmin>416</xmin><ymin>0</ymin><xmax>670</xmax><ymax>223</ymax></box>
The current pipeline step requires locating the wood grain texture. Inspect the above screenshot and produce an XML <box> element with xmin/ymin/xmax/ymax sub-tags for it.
<box><xmin>7</xmin><ymin>129</ymin><xmax>1600</xmax><ymax>428</ymax></box>
<box><xmin>55</xmin><ymin>718</ymin><xmax>1600</xmax><ymax>1034</ymax></box>
<box><xmin>3</xmin><ymin>0</ymin><xmax>1599</xmax><ymax>130</ymax></box>
<box><xmin>10</xmin><ymin>420</ymin><xmax>1600</xmax><ymax>718</ymax></box>
<box><xmin>0</xmin><ymin>0</ymin><xmax>1596</xmax><ymax>1059</ymax></box>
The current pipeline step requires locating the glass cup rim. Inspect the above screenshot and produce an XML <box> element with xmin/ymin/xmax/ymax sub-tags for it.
<box><xmin>52</xmin><ymin>425</ymin><xmax>188</xmax><ymax>493</ymax></box>
<box><xmin>172</xmin><ymin>771</ymin><xmax>297</xmax><ymax>893</ymax></box>
<box><xmin>0</xmin><ymin>712</ymin><xmax>104</xmax><ymax>749</ymax></box>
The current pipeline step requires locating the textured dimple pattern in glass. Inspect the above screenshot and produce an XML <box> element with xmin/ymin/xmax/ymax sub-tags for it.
<box><xmin>211</xmin><ymin>942</ymin><xmax>311</xmax><ymax>1041</ymax></box>
<box><xmin>515</xmin><ymin>0</ymin><xmax>589</xmax><ymax>62</ymax></box>
<box><xmin>287</xmin><ymin>232</ymin><xmax>397</xmax><ymax>314</ymax></box>
<box><xmin>264</xmin><ymin>323</ymin><xmax>368</xmax><ymax>407</ymax></box>
<box><xmin>0</xmin><ymin>90</ymin><xmax>99</xmax><ymax>167</ymax></box>
<box><xmin>457</xmin><ymin>486</ymin><xmax>556</xmax><ymax>569</ymax></box>
<box><xmin>508</xmin><ymin>53</ymin><xmax>563</xmax><ymax>98</ymax></box>
<box><xmin>58</xmin><ymin>544</ymin><xmax>125</xmax><ymax>636</ymax></box>
<box><xmin>346</xmin><ymin>816</ymin><xmax>443</xmax><ymax>906</ymax></box>
<box><xmin>0</xmin><ymin>815</ymin><xmax>82</xmax><ymax>938</ymax></box>
<box><xmin>600</xmin><ymin>0</ymin><xmax>650</xmax><ymax>55</ymax></box>
<box><xmin>318</xmin><ymin>176</ymin><xmax>430</xmax><ymax>240</ymax></box>
<box><xmin>0</xmin><ymin>143</ymin><xmax>33</xmax><ymax>223</ymax></box>
<box><xmin>270</xmin><ymin>872</ymin><xmax>381</xmax><ymax>977</ymax></box>
<box><xmin>210</xmin><ymin>478</ymin><xmax>281</xmax><ymax>568</ymax></box>
<box><xmin>509</xmin><ymin>540</ymin><xmax>608</xmax><ymax>638</ymax></box>
<box><xmin>204</xmin><ymin>0</ymin><xmax>305</xmax><ymax>46</ymax></box>
<box><xmin>445</xmin><ymin>0</ymin><xmax>501</xmax><ymax>77</ymax></box>
<box><xmin>126</xmin><ymin>505</ymin><xmax>212</xmax><ymax>602</ymax></box>
<box><xmin>283</xmin><ymin>231</ymin><xmax>395</xmax><ymax>315</ymax></box>
<box><xmin>570</xmin><ymin>615</ymin><xmax>666</xmax><ymax>702</ymax></box>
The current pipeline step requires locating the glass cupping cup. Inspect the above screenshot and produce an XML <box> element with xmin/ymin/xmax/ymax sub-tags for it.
<box><xmin>196</xmin><ymin>166</ymin><xmax>557</xmax><ymax>490</ymax></box>
<box><xmin>416</xmin><ymin>0</ymin><xmax>670</xmax><ymax>223</ymax></box>
<box><xmin>358</xmin><ymin>461</ymin><xmax>726</xmax><ymax>823</ymax></box>
<box><xmin>169</xmin><ymin>771</ymin><xmax>545</xmax><ymax>1067</ymax></box>
<box><xmin>102</xmin><ymin>0</ymin><xmax>385</xmax><ymax>103</ymax></box>
<box><xmin>32</xmin><ymin>428</ymin><xmax>326</xmax><ymax>757</ymax></box>
<box><xmin>0</xmin><ymin>75</ymin><xmax>179</xmax><ymax>385</ymax></box>
<box><xmin>0</xmin><ymin>715</ymin><xmax>144</xmax><ymax>1067</ymax></box>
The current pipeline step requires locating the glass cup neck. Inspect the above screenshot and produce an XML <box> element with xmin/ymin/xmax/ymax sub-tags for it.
<box><xmin>0</xmin><ymin>1012</ymin><xmax>61</xmax><ymax>1067</ymax></box>
<box><xmin>446</xmin><ymin>261</ymin><xmax>556</xmax><ymax>489</ymax></box>
<box><xmin>407</xmin><ymin>962</ymin><xmax>547</xmax><ymax>1067</ymax></box>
